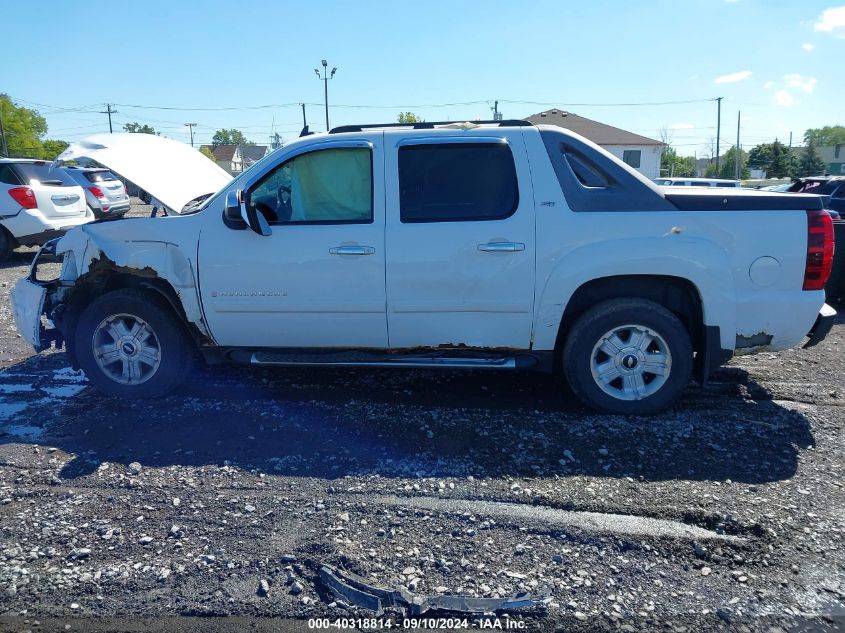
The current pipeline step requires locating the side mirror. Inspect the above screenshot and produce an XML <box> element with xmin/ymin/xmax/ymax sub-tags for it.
<box><xmin>224</xmin><ymin>189</ymin><xmax>271</xmax><ymax>237</ymax></box>
<box><xmin>224</xmin><ymin>190</ymin><xmax>244</xmax><ymax>223</ymax></box>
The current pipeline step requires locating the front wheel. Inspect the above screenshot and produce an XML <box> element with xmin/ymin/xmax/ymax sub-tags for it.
<box><xmin>75</xmin><ymin>289</ymin><xmax>194</xmax><ymax>398</ymax></box>
<box><xmin>562</xmin><ymin>298</ymin><xmax>693</xmax><ymax>415</ymax></box>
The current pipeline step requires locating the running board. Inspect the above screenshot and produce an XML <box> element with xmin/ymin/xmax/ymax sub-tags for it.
<box><xmin>233</xmin><ymin>349</ymin><xmax>537</xmax><ymax>370</ymax></box>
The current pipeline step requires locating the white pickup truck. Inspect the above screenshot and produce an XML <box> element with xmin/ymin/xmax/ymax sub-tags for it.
<box><xmin>10</xmin><ymin>122</ymin><xmax>837</xmax><ymax>414</ymax></box>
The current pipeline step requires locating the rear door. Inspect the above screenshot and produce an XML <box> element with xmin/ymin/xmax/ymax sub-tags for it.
<box><xmin>11</xmin><ymin>162</ymin><xmax>86</xmax><ymax>218</ymax></box>
<box><xmin>384</xmin><ymin>131</ymin><xmax>536</xmax><ymax>349</ymax></box>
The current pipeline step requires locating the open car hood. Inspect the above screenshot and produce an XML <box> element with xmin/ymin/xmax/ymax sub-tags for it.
<box><xmin>56</xmin><ymin>133</ymin><xmax>232</xmax><ymax>213</ymax></box>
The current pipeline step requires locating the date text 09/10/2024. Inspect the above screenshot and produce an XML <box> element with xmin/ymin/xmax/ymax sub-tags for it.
<box><xmin>307</xmin><ymin>617</ymin><xmax>527</xmax><ymax>629</ymax></box>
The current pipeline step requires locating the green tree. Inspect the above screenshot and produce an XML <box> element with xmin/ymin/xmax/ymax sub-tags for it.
<box><xmin>717</xmin><ymin>146</ymin><xmax>750</xmax><ymax>179</ymax></box>
<box><xmin>0</xmin><ymin>94</ymin><xmax>48</xmax><ymax>158</ymax></box>
<box><xmin>41</xmin><ymin>139</ymin><xmax>69</xmax><ymax>160</ymax></box>
<box><xmin>199</xmin><ymin>146</ymin><xmax>216</xmax><ymax>161</ymax></box>
<box><xmin>748</xmin><ymin>143</ymin><xmax>773</xmax><ymax>171</ymax></box>
<box><xmin>397</xmin><ymin>112</ymin><xmax>423</xmax><ymax>124</ymax></box>
<box><xmin>123</xmin><ymin>122</ymin><xmax>157</xmax><ymax>134</ymax></box>
<box><xmin>660</xmin><ymin>146</ymin><xmax>695</xmax><ymax>177</ymax></box>
<box><xmin>768</xmin><ymin>139</ymin><xmax>790</xmax><ymax>178</ymax></box>
<box><xmin>804</xmin><ymin>125</ymin><xmax>845</xmax><ymax>147</ymax></box>
<box><xmin>796</xmin><ymin>137</ymin><xmax>827</xmax><ymax>177</ymax></box>
<box><xmin>212</xmin><ymin>129</ymin><xmax>253</xmax><ymax>146</ymax></box>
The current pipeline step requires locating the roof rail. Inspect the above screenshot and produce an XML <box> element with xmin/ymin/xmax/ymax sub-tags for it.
<box><xmin>329</xmin><ymin>119</ymin><xmax>533</xmax><ymax>134</ymax></box>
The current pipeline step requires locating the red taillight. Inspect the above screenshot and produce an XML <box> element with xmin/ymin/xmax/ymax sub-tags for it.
<box><xmin>803</xmin><ymin>209</ymin><xmax>835</xmax><ymax>290</ymax></box>
<box><xmin>8</xmin><ymin>186</ymin><xmax>37</xmax><ymax>209</ymax></box>
<box><xmin>88</xmin><ymin>186</ymin><xmax>105</xmax><ymax>198</ymax></box>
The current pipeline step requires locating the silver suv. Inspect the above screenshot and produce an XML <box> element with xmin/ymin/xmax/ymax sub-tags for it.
<box><xmin>64</xmin><ymin>167</ymin><xmax>131</xmax><ymax>219</ymax></box>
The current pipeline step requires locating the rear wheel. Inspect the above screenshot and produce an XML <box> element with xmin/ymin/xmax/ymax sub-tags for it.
<box><xmin>75</xmin><ymin>289</ymin><xmax>194</xmax><ymax>398</ymax></box>
<box><xmin>562</xmin><ymin>298</ymin><xmax>693</xmax><ymax>415</ymax></box>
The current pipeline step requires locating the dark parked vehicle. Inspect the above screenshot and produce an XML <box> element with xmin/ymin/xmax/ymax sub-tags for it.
<box><xmin>786</xmin><ymin>177</ymin><xmax>845</xmax><ymax>220</ymax></box>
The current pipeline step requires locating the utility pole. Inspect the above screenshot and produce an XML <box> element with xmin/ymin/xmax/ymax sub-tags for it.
<box><xmin>100</xmin><ymin>103</ymin><xmax>116</xmax><ymax>133</ymax></box>
<box><xmin>0</xmin><ymin>109</ymin><xmax>8</xmax><ymax>158</ymax></box>
<box><xmin>314</xmin><ymin>60</ymin><xmax>337</xmax><ymax>131</ymax></box>
<box><xmin>185</xmin><ymin>123</ymin><xmax>197</xmax><ymax>147</ymax></box>
<box><xmin>735</xmin><ymin>110</ymin><xmax>741</xmax><ymax>180</ymax></box>
<box><xmin>715</xmin><ymin>97</ymin><xmax>723</xmax><ymax>172</ymax></box>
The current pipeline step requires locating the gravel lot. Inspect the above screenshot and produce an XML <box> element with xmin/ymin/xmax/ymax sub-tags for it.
<box><xmin>0</xmin><ymin>203</ymin><xmax>843</xmax><ymax>632</ymax></box>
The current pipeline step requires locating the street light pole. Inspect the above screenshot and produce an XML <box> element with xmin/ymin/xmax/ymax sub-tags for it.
<box><xmin>314</xmin><ymin>60</ymin><xmax>337</xmax><ymax>131</ymax></box>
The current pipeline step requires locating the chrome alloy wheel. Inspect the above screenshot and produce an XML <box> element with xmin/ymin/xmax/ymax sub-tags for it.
<box><xmin>589</xmin><ymin>324</ymin><xmax>672</xmax><ymax>401</ymax></box>
<box><xmin>91</xmin><ymin>313</ymin><xmax>162</xmax><ymax>385</ymax></box>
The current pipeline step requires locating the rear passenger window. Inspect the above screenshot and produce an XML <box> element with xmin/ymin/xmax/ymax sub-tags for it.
<box><xmin>399</xmin><ymin>143</ymin><xmax>518</xmax><ymax>223</ymax></box>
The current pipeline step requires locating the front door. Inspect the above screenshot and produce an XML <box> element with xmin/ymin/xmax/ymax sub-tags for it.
<box><xmin>384</xmin><ymin>132</ymin><xmax>536</xmax><ymax>349</ymax></box>
<box><xmin>198</xmin><ymin>136</ymin><xmax>388</xmax><ymax>348</ymax></box>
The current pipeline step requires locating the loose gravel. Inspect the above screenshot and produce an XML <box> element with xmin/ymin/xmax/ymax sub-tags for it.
<box><xmin>0</xmin><ymin>203</ymin><xmax>843</xmax><ymax>632</ymax></box>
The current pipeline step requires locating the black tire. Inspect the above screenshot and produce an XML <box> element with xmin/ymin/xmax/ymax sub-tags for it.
<box><xmin>0</xmin><ymin>228</ymin><xmax>15</xmax><ymax>262</ymax></box>
<box><xmin>75</xmin><ymin>288</ymin><xmax>194</xmax><ymax>398</ymax></box>
<box><xmin>562</xmin><ymin>298</ymin><xmax>693</xmax><ymax>415</ymax></box>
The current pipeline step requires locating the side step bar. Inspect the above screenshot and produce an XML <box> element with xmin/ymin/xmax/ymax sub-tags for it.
<box><xmin>229</xmin><ymin>349</ymin><xmax>539</xmax><ymax>370</ymax></box>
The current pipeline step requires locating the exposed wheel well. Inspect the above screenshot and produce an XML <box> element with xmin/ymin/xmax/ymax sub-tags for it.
<box><xmin>554</xmin><ymin>275</ymin><xmax>705</xmax><ymax>373</ymax></box>
<box><xmin>60</xmin><ymin>271</ymin><xmax>204</xmax><ymax>369</ymax></box>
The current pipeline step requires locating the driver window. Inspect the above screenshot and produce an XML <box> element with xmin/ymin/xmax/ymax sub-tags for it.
<box><xmin>249</xmin><ymin>147</ymin><xmax>372</xmax><ymax>224</ymax></box>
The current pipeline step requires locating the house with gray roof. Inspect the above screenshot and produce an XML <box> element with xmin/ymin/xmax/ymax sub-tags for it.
<box><xmin>200</xmin><ymin>144</ymin><xmax>269</xmax><ymax>175</ymax></box>
<box><xmin>525</xmin><ymin>110</ymin><xmax>665</xmax><ymax>179</ymax></box>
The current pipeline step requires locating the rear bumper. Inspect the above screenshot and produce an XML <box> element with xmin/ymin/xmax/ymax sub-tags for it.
<box><xmin>804</xmin><ymin>303</ymin><xmax>837</xmax><ymax>348</ymax></box>
<box><xmin>2</xmin><ymin>207</ymin><xmax>92</xmax><ymax>245</ymax></box>
<box><xmin>92</xmin><ymin>202</ymin><xmax>131</xmax><ymax>219</ymax></box>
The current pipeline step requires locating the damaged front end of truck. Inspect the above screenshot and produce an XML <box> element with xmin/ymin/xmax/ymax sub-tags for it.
<box><xmin>10</xmin><ymin>224</ymin><xmax>213</xmax><ymax>370</ymax></box>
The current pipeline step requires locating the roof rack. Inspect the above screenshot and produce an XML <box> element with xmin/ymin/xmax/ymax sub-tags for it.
<box><xmin>329</xmin><ymin>119</ymin><xmax>533</xmax><ymax>134</ymax></box>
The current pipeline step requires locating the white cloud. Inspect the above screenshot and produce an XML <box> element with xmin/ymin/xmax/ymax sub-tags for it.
<box><xmin>714</xmin><ymin>70</ymin><xmax>752</xmax><ymax>84</ymax></box>
<box><xmin>814</xmin><ymin>6</ymin><xmax>845</xmax><ymax>38</ymax></box>
<box><xmin>764</xmin><ymin>80</ymin><xmax>775</xmax><ymax>89</ymax></box>
<box><xmin>774</xmin><ymin>90</ymin><xmax>795</xmax><ymax>107</ymax></box>
<box><xmin>802</xmin><ymin>43</ymin><xmax>816</xmax><ymax>51</ymax></box>
<box><xmin>783</xmin><ymin>73</ymin><xmax>817</xmax><ymax>92</ymax></box>
<box><xmin>669</xmin><ymin>123</ymin><xmax>694</xmax><ymax>130</ymax></box>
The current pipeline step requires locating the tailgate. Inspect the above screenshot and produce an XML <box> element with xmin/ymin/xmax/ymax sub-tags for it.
<box><xmin>99</xmin><ymin>179</ymin><xmax>129</xmax><ymax>204</ymax></box>
<box><xmin>31</xmin><ymin>183</ymin><xmax>88</xmax><ymax>218</ymax></box>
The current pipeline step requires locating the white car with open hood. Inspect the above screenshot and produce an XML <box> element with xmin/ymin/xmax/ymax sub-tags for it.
<box><xmin>9</xmin><ymin>122</ymin><xmax>837</xmax><ymax>414</ymax></box>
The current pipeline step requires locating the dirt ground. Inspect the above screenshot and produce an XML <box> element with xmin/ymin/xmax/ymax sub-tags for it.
<box><xmin>0</xmin><ymin>204</ymin><xmax>843</xmax><ymax>632</ymax></box>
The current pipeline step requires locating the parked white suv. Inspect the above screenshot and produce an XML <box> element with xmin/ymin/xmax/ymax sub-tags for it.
<box><xmin>10</xmin><ymin>124</ymin><xmax>836</xmax><ymax>414</ymax></box>
<box><xmin>0</xmin><ymin>159</ymin><xmax>92</xmax><ymax>260</ymax></box>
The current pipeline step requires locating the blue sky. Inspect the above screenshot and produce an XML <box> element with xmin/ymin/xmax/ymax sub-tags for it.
<box><xmin>3</xmin><ymin>0</ymin><xmax>843</xmax><ymax>155</ymax></box>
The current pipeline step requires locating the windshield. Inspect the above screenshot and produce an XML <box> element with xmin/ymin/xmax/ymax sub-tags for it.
<box><xmin>187</xmin><ymin>143</ymin><xmax>289</xmax><ymax>214</ymax></box>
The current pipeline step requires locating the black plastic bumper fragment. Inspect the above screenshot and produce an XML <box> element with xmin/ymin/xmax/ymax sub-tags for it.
<box><xmin>804</xmin><ymin>303</ymin><xmax>837</xmax><ymax>348</ymax></box>
<box><xmin>319</xmin><ymin>564</ymin><xmax>549</xmax><ymax>616</ymax></box>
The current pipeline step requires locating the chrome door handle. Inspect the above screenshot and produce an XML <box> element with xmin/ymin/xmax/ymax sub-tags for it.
<box><xmin>477</xmin><ymin>242</ymin><xmax>526</xmax><ymax>252</ymax></box>
<box><xmin>330</xmin><ymin>246</ymin><xmax>375</xmax><ymax>255</ymax></box>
